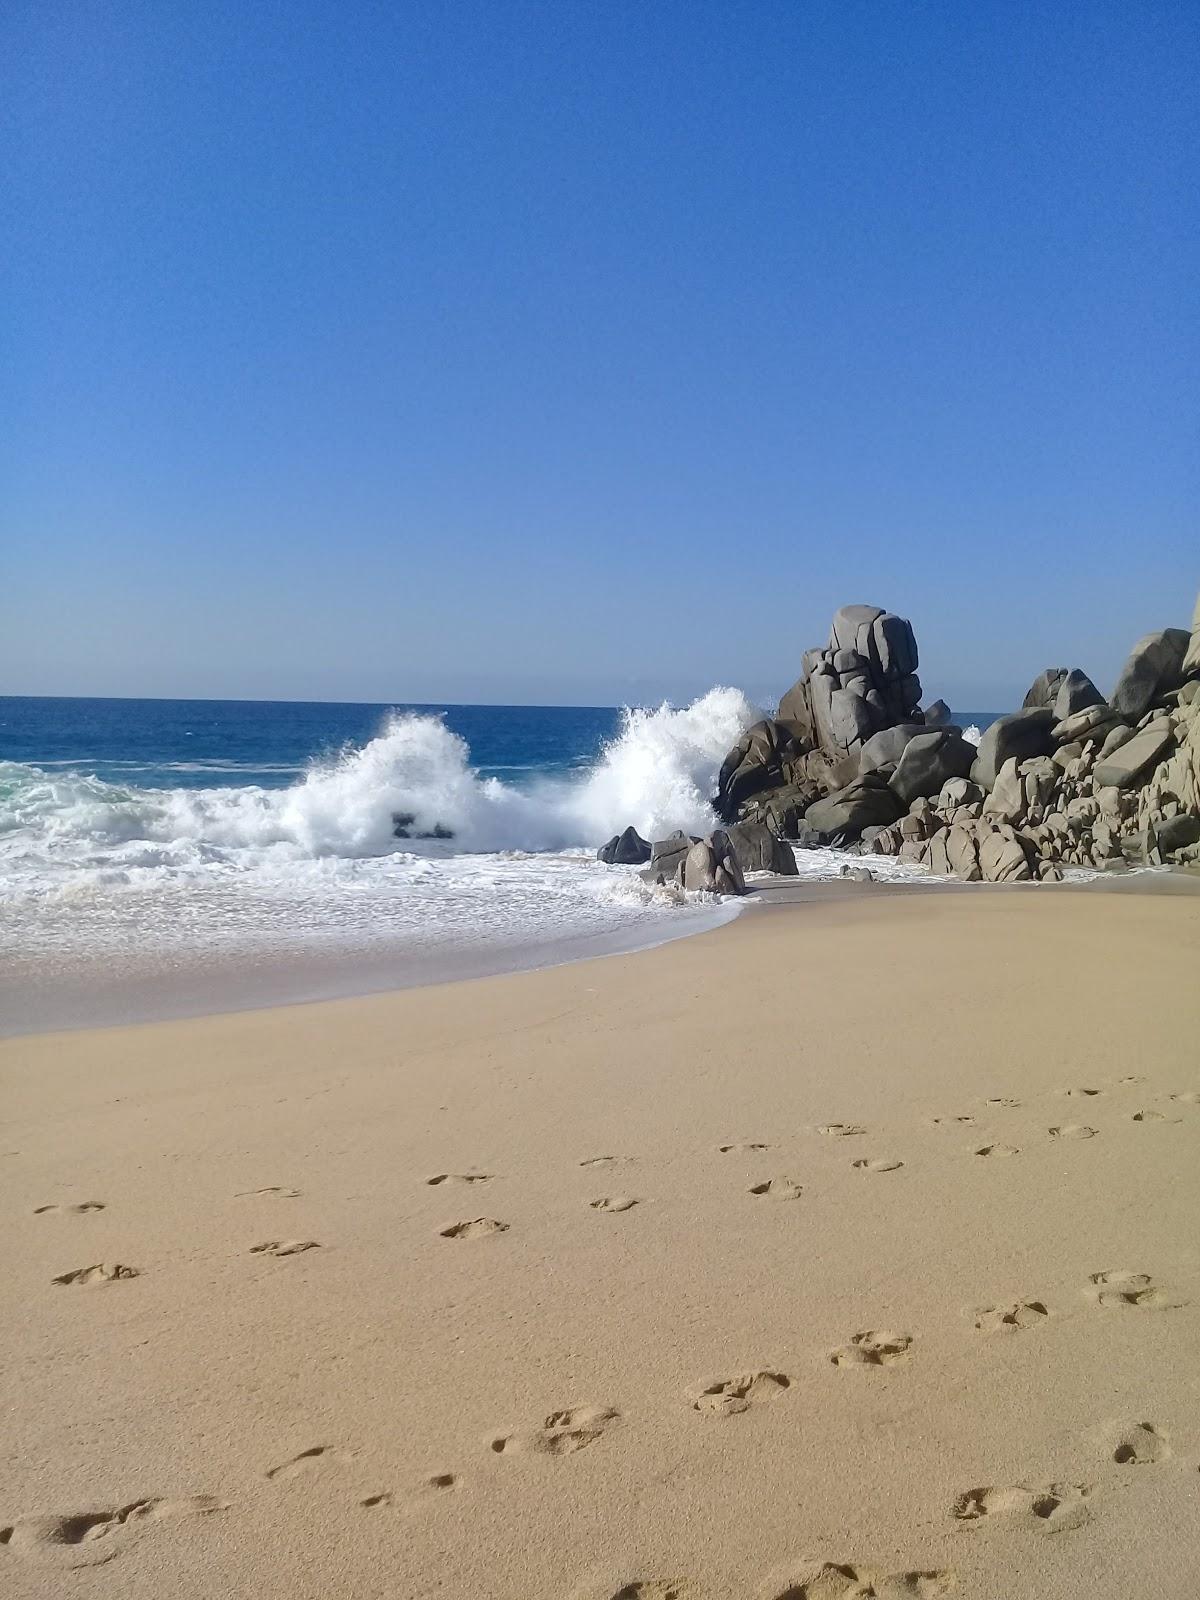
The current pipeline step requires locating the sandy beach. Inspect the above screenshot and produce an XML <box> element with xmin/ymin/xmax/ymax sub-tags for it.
<box><xmin>3</xmin><ymin>888</ymin><xmax>1199</xmax><ymax>1600</ymax></box>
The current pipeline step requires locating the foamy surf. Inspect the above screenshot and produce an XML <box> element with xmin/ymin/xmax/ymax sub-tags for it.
<box><xmin>0</xmin><ymin>687</ymin><xmax>982</xmax><ymax>1032</ymax></box>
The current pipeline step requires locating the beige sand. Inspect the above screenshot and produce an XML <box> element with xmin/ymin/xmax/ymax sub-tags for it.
<box><xmin>3</xmin><ymin>891</ymin><xmax>1200</xmax><ymax>1600</ymax></box>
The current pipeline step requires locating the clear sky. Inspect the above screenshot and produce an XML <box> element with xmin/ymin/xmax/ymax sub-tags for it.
<box><xmin>4</xmin><ymin>1</ymin><xmax>1197</xmax><ymax>710</ymax></box>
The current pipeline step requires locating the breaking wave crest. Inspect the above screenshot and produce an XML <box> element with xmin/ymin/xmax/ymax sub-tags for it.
<box><xmin>0</xmin><ymin>688</ymin><xmax>760</xmax><ymax>898</ymax></box>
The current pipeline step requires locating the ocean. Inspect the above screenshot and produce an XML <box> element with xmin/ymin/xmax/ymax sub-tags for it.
<box><xmin>0</xmin><ymin>693</ymin><xmax>998</xmax><ymax>1032</ymax></box>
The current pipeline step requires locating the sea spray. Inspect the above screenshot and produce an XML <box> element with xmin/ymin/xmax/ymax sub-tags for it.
<box><xmin>0</xmin><ymin>687</ymin><xmax>761</xmax><ymax>893</ymax></box>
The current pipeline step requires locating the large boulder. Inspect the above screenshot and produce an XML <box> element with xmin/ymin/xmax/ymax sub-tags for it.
<box><xmin>1023</xmin><ymin>668</ymin><xmax>1069</xmax><ymax>710</ymax></box>
<box><xmin>888</xmin><ymin>729</ymin><xmax>976</xmax><ymax>806</ymax></box>
<box><xmin>923</xmin><ymin>699</ymin><xmax>953</xmax><ymax>727</ymax></box>
<box><xmin>971</xmin><ymin>709</ymin><xmax>1056</xmax><ymax>791</ymax></box>
<box><xmin>722</xmin><ymin>820</ymin><xmax>799</xmax><ymax>876</ymax></box>
<box><xmin>1052</xmin><ymin>703</ymin><xmax>1121</xmax><ymax>744</ymax></box>
<box><xmin>804</xmin><ymin>776</ymin><xmax>903</xmax><ymax>842</ymax></box>
<box><xmin>1093</xmin><ymin>721</ymin><xmax>1175</xmax><ymax>789</ymax></box>
<box><xmin>597</xmin><ymin>826</ymin><xmax>652</xmax><ymax>865</ymax></box>
<box><xmin>715</xmin><ymin>719</ymin><xmax>804</xmax><ymax>823</ymax></box>
<box><xmin>645</xmin><ymin>830</ymin><xmax>695</xmax><ymax>883</ymax></box>
<box><xmin>1110</xmin><ymin>629</ymin><xmax>1191</xmax><ymax>720</ymax></box>
<box><xmin>858</xmin><ymin>723</ymin><xmax>930</xmax><ymax>777</ymax></box>
<box><xmin>1052</xmin><ymin>669</ymin><xmax>1106</xmax><ymax>721</ymax></box>
<box><xmin>682</xmin><ymin>831</ymin><xmax>747</xmax><ymax>895</ymax></box>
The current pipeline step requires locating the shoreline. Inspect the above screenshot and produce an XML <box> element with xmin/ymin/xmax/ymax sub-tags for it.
<box><xmin>3</xmin><ymin>867</ymin><xmax>1195</xmax><ymax>1040</ymax></box>
<box><xmin>3</xmin><ymin>889</ymin><xmax>1198</xmax><ymax>1599</ymax></box>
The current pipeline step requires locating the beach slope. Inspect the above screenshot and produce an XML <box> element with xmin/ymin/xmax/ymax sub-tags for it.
<box><xmin>2</xmin><ymin>891</ymin><xmax>1199</xmax><ymax>1599</ymax></box>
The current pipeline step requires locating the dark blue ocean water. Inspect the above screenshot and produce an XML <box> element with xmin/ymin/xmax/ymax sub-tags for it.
<box><xmin>0</xmin><ymin>696</ymin><xmax>1000</xmax><ymax>790</ymax></box>
<box><xmin>0</xmin><ymin>697</ymin><xmax>625</xmax><ymax>790</ymax></box>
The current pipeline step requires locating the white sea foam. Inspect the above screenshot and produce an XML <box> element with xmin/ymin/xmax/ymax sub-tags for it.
<box><xmin>962</xmin><ymin>723</ymin><xmax>983</xmax><ymax>746</ymax></box>
<box><xmin>0</xmin><ymin>689</ymin><xmax>766</xmax><ymax>970</ymax></box>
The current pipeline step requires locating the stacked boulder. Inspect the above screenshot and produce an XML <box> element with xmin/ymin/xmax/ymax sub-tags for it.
<box><xmin>777</xmin><ymin>605</ymin><xmax>922</xmax><ymax>762</ymax></box>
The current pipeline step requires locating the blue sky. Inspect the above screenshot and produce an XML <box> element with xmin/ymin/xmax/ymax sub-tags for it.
<box><xmin>4</xmin><ymin>1</ymin><xmax>1196</xmax><ymax>709</ymax></box>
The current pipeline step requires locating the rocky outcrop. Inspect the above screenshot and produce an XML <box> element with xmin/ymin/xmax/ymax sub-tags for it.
<box><xmin>704</xmin><ymin>588</ymin><xmax>1200</xmax><ymax>888</ymax></box>
<box><xmin>594</xmin><ymin>590</ymin><xmax>1200</xmax><ymax>897</ymax></box>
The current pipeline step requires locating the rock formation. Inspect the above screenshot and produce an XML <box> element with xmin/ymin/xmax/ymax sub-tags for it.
<box><xmin>727</xmin><ymin>594</ymin><xmax>1200</xmax><ymax>886</ymax></box>
<box><xmin>599</xmin><ymin>591</ymin><xmax>1200</xmax><ymax>892</ymax></box>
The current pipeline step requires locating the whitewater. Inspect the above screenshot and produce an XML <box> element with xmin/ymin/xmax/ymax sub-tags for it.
<box><xmin>0</xmin><ymin>689</ymin><xmax>959</xmax><ymax>1032</ymax></box>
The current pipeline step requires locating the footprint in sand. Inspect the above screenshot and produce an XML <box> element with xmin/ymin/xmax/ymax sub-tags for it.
<box><xmin>851</xmin><ymin>1158</ymin><xmax>904</xmax><ymax>1173</ymax></box>
<box><xmin>1048</xmin><ymin>1125</ymin><xmax>1097</xmax><ymax>1141</ymax></box>
<box><xmin>1131</xmin><ymin>1109</ymin><xmax>1174</xmax><ymax>1123</ymax></box>
<box><xmin>1087</xmin><ymin>1270</ymin><xmax>1174</xmax><ymax>1310</ymax></box>
<box><xmin>265</xmin><ymin>1446</ymin><xmax>355</xmax><ymax>1482</ymax></box>
<box><xmin>718</xmin><ymin>1142</ymin><xmax>771</xmax><ymax>1154</ymax></box>
<box><xmin>585</xmin><ymin>1584</ymin><xmax>690</xmax><ymax>1600</ymax></box>
<box><xmin>1168</xmin><ymin>1091</ymin><xmax>1200</xmax><ymax>1105</ymax></box>
<box><xmin>52</xmin><ymin>1262</ymin><xmax>138</xmax><ymax>1285</ymax></box>
<box><xmin>426</xmin><ymin>1172</ymin><xmax>493</xmax><ymax>1186</ymax></box>
<box><xmin>590</xmin><ymin>1196</ymin><xmax>639</xmax><ymax>1213</ymax></box>
<box><xmin>236</xmin><ymin>1186</ymin><xmax>300</xmax><ymax>1198</ymax></box>
<box><xmin>952</xmin><ymin>1483</ymin><xmax>1090</xmax><ymax>1533</ymax></box>
<box><xmin>973</xmin><ymin>1144</ymin><xmax>1019</xmax><ymax>1158</ymax></box>
<box><xmin>817</xmin><ymin>1124</ymin><xmax>867</xmax><ymax>1137</ymax></box>
<box><xmin>692</xmin><ymin>1372</ymin><xmax>790</xmax><ymax>1416</ymax></box>
<box><xmin>580</xmin><ymin>1155</ymin><xmax>633</xmax><ymax>1169</ymax></box>
<box><xmin>1111</xmin><ymin>1422</ymin><xmax>1169</xmax><ymax>1464</ymax></box>
<box><xmin>440</xmin><ymin>1218</ymin><xmax>509</xmax><ymax>1239</ymax></box>
<box><xmin>1060</xmin><ymin>1086</ymin><xmax>1104</xmax><ymax>1099</ymax></box>
<box><xmin>249</xmin><ymin>1239</ymin><xmax>320</xmax><ymax>1257</ymax></box>
<box><xmin>972</xmin><ymin>1300</ymin><xmax>1049</xmax><ymax>1333</ymax></box>
<box><xmin>491</xmin><ymin>1404</ymin><xmax>619</xmax><ymax>1457</ymax></box>
<box><xmin>984</xmin><ymin>1098</ymin><xmax>1020</xmax><ymax>1110</ymax></box>
<box><xmin>931</xmin><ymin>1115</ymin><xmax>975</xmax><ymax>1128</ymax></box>
<box><xmin>764</xmin><ymin>1561</ymin><xmax>956</xmax><ymax>1598</ymax></box>
<box><xmin>1117</xmin><ymin>1075</ymin><xmax>1147</xmax><ymax>1085</ymax></box>
<box><xmin>830</xmin><ymin>1331</ymin><xmax>912</xmax><ymax>1368</ymax></box>
<box><xmin>34</xmin><ymin>1201</ymin><xmax>105</xmax><ymax>1215</ymax></box>
<box><xmin>0</xmin><ymin>1497</ymin><xmax>224</xmax><ymax>1570</ymax></box>
<box><xmin>360</xmin><ymin>1473</ymin><xmax>457</xmax><ymax>1509</ymax></box>
<box><xmin>748</xmin><ymin>1178</ymin><xmax>803</xmax><ymax>1200</ymax></box>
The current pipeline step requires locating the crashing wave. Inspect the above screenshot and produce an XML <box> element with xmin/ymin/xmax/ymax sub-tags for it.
<box><xmin>0</xmin><ymin>687</ymin><xmax>760</xmax><ymax>893</ymax></box>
